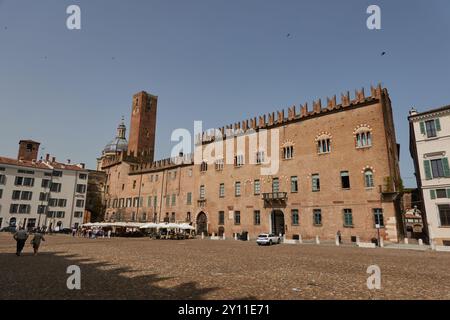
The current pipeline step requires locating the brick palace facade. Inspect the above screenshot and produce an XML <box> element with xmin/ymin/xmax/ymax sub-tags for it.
<box><xmin>99</xmin><ymin>85</ymin><xmax>403</xmax><ymax>243</ymax></box>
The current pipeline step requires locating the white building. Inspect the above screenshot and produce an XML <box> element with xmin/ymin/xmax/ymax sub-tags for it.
<box><xmin>409</xmin><ymin>105</ymin><xmax>450</xmax><ymax>247</ymax></box>
<box><xmin>0</xmin><ymin>140</ymin><xmax>88</xmax><ymax>231</ymax></box>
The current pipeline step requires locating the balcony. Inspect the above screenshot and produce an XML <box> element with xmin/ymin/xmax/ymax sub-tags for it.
<box><xmin>262</xmin><ymin>192</ymin><xmax>287</xmax><ymax>208</ymax></box>
<box><xmin>197</xmin><ymin>198</ymin><xmax>207</xmax><ymax>208</ymax></box>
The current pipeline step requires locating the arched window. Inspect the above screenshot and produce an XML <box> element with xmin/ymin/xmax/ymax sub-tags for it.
<box><xmin>281</xmin><ymin>140</ymin><xmax>295</xmax><ymax>160</ymax></box>
<box><xmin>200</xmin><ymin>161</ymin><xmax>208</xmax><ymax>172</ymax></box>
<box><xmin>354</xmin><ymin>125</ymin><xmax>373</xmax><ymax>148</ymax></box>
<box><xmin>364</xmin><ymin>169</ymin><xmax>374</xmax><ymax>188</ymax></box>
<box><xmin>316</xmin><ymin>133</ymin><xmax>332</xmax><ymax>154</ymax></box>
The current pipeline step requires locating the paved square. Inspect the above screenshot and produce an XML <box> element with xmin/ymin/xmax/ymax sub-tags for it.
<box><xmin>1</xmin><ymin>233</ymin><xmax>449</xmax><ymax>300</ymax></box>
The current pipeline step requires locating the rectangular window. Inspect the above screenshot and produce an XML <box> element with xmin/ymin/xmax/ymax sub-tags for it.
<box><xmin>436</xmin><ymin>189</ymin><xmax>448</xmax><ymax>199</ymax></box>
<box><xmin>19</xmin><ymin>204</ymin><xmax>31</xmax><ymax>214</ymax></box>
<box><xmin>52</xmin><ymin>171</ymin><xmax>63</xmax><ymax>177</ymax></box>
<box><xmin>171</xmin><ymin>194</ymin><xmax>176</xmax><ymax>206</ymax></box>
<box><xmin>254</xmin><ymin>210</ymin><xmax>261</xmax><ymax>225</ymax></box>
<box><xmin>56</xmin><ymin>211</ymin><xmax>65</xmax><ymax>218</ymax></box>
<box><xmin>200</xmin><ymin>185</ymin><xmax>205</xmax><ymax>199</ymax></box>
<box><xmin>74</xmin><ymin>211</ymin><xmax>83</xmax><ymax>218</ymax></box>
<box><xmin>41</xmin><ymin>179</ymin><xmax>51</xmax><ymax>188</ymax></box>
<box><xmin>49</xmin><ymin>198</ymin><xmax>58</xmax><ymax>207</ymax></box>
<box><xmin>50</xmin><ymin>183</ymin><xmax>62</xmax><ymax>193</ymax></box>
<box><xmin>37</xmin><ymin>205</ymin><xmax>47</xmax><ymax>214</ymax></box>
<box><xmin>313</xmin><ymin>209</ymin><xmax>322</xmax><ymax>226</ymax></box>
<box><xmin>215</xmin><ymin>158</ymin><xmax>224</xmax><ymax>171</ymax></box>
<box><xmin>165</xmin><ymin>196</ymin><xmax>170</xmax><ymax>207</ymax></box>
<box><xmin>79</xmin><ymin>173</ymin><xmax>87</xmax><ymax>180</ymax></box>
<box><xmin>23</xmin><ymin>177</ymin><xmax>34</xmax><ymax>187</ymax></box>
<box><xmin>343</xmin><ymin>209</ymin><xmax>353</xmax><ymax>227</ymax></box>
<box><xmin>341</xmin><ymin>171</ymin><xmax>350</xmax><ymax>189</ymax></box>
<box><xmin>234</xmin><ymin>211</ymin><xmax>241</xmax><ymax>225</ymax></box>
<box><xmin>12</xmin><ymin>190</ymin><xmax>21</xmax><ymax>200</ymax></box>
<box><xmin>234</xmin><ymin>154</ymin><xmax>244</xmax><ymax>167</ymax></box>
<box><xmin>0</xmin><ymin>189</ymin><xmax>3</xmax><ymax>199</ymax></box>
<box><xmin>76</xmin><ymin>199</ymin><xmax>85</xmax><ymax>207</ymax></box>
<box><xmin>312</xmin><ymin>174</ymin><xmax>320</xmax><ymax>192</ymax></box>
<box><xmin>219</xmin><ymin>211</ymin><xmax>225</xmax><ymax>225</ymax></box>
<box><xmin>219</xmin><ymin>183</ymin><xmax>225</xmax><ymax>198</ymax></box>
<box><xmin>430</xmin><ymin>159</ymin><xmax>446</xmax><ymax>178</ymax></box>
<box><xmin>438</xmin><ymin>204</ymin><xmax>450</xmax><ymax>227</ymax></box>
<box><xmin>15</xmin><ymin>176</ymin><xmax>23</xmax><ymax>186</ymax></box>
<box><xmin>57</xmin><ymin>199</ymin><xmax>67</xmax><ymax>207</ymax></box>
<box><xmin>425</xmin><ymin>120</ymin><xmax>437</xmax><ymax>138</ymax></box>
<box><xmin>256</xmin><ymin>151</ymin><xmax>265</xmax><ymax>164</ymax></box>
<box><xmin>10</xmin><ymin>204</ymin><xmax>19</xmax><ymax>214</ymax></box>
<box><xmin>235</xmin><ymin>182</ymin><xmax>241</xmax><ymax>197</ymax></box>
<box><xmin>0</xmin><ymin>174</ymin><xmax>6</xmax><ymax>185</ymax></box>
<box><xmin>291</xmin><ymin>176</ymin><xmax>298</xmax><ymax>193</ymax></box>
<box><xmin>187</xmin><ymin>192</ymin><xmax>192</xmax><ymax>205</ymax></box>
<box><xmin>373</xmin><ymin>208</ymin><xmax>384</xmax><ymax>227</ymax></box>
<box><xmin>272</xmin><ymin>178</ymin><xmax>279</xmax><ymax>193</ymax></box>
<box><xmin>76</xmin><ymin>184</ymin><xmax>86</xmax><ymax>193</ymax></box>
<box><xmin>291</xmin><ymin>209</ymin><xmax>299</xmax><ymax>225</ymax></box>
<box><xmin>20</xmin><ymin>191</ymin><xmax>32</xmax><ymax>201</ymax></box>
<box><xmin>254</xmin><ymin>180</ymin><xmax>261</xmax><ymax>195</ymax></box>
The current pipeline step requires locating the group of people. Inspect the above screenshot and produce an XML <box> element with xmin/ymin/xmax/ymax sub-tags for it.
<box><xmin>72</xmin><ymin>227</ymin><xmax>112</xmax><ymax>239</ymax></box>
<box><xmin>13</xmin><ymin>227</ymin><xmax>46</xmax><ymax>256</ymax></box>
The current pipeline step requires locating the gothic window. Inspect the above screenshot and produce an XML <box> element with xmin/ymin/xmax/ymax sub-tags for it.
<box><xmin>316</xmin><ymin>132</ymin><xmax>332</xmax><ymax>154</ymax></box>
<box><xmin>215</xmin><ymin>158</ymin><xmax>224</xmax><ymax>171</ymax></box>
<box><xmin>256</xmin><ymin>151</ymin><xmax>265</xmax><ymax>164</ymax></box>
<box><xmin>234</xmin><ymin>154</ymin><xmax>244</xmax><ymax>167</ymax></box>
<box><xmin>364</xmin><ymin>169</ymin><xmax>374</xmax><ymax>188</ymax></box>
<box><xmin>354</xmin><ymin>125</ymin><xmax>373</xmax><ymax>148</ymax></box>
<box><xmin>200</xmin><ymin>161</ymin><xmax>208</xmax><ymax>172</ymax></box>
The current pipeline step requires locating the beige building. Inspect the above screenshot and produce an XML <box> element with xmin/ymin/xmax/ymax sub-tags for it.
<box><xmin>409</xmin><ymin>105</ymin><xmax>450</xmax><ymax>247</ymax></box>
<box><xmin>100</xmin><ymin>85</ymin><xmax>403</xmax><ymax>243</ymax></box>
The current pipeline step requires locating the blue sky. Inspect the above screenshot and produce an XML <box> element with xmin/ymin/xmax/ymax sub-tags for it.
<box><xmin>1</xmin><ymin>0</ymin><xmax>450</xmax><ymax>187</ymax></box>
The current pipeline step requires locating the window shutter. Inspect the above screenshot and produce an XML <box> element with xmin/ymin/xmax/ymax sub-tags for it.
<box><xmin>430</xmin><ymin>190</ymin><xmax>436</xmax><ymax>200</ymax></box>
<box><xmin>419</xmin><ymin>121</ymin><xmax>425</xmax><ymax>134</ymax></box>
<box><xmin>424</xmin><ymin>160</ymin><xmax>432</xmax><ymax>180</ymax></box>
<box><xmin>435</xmin><ymin>118</ymin><xmax>441</xmax><ymax>131</ymax></box>
<box><xmin>442</xmin><ymin>158</ymin><xmax>450</xmax><ymax>177</ymax></box>
<box><xmin>446</xmin><ymin>189</ymin><xmax>450</xmax><ymax>199</ymax></box>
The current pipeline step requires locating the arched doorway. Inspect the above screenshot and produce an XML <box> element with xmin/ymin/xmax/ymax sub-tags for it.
<box><xmin>271</xmin><ymin>210</ymin><xmax>285</xmax><ymax>236</ymax></box>
<box><xmin>196</xmin><ymin>212</ymin><xmax>208</xmax><ymax>235</ymax></box>
<box><xmin>218</xmin><ymin>226</ymin><xmax>225</xmax><ymax>237</ymax></box>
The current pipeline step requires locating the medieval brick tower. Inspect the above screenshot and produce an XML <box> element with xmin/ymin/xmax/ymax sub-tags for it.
<box><xmin>17</xmin><ymin>140</ymin><xmax>40</xmax><ymax>161</ymax></box>
<box><xmin>128</xmin><ymin>91</ymin><xmax>158</xmax><ymax>162</ymax></box>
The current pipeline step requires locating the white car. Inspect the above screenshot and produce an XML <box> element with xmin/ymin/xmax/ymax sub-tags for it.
<box><xmin>256</xmin><ymin>233</ymin><xmax>281</xmax><ymax>246</ymax></box>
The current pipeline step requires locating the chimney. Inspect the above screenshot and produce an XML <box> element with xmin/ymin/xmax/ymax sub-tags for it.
<box><xmin>67</xmin><ymin>159</ymin><xmax>71</xmax><ymax>164</ymax></box>
<box><xmin>46</xmin><ymin>154</ymin><xmax>50</xmax><ymax>161</ymax></box>
<box><xmin>52</xmin><ymin>157</ymin><xmax>56</xmax><ymax>163</ymax></box>
<box><xmin>409</xmin><ymin>107</ymin><xmax>418</xmax><ymax>116</ymax></box>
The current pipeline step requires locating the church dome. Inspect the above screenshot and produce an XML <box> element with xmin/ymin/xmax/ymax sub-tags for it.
<box><xmin>103</xmin><ymin>119</ymin><xmax>128</xmax><ymax>155</ymax></box>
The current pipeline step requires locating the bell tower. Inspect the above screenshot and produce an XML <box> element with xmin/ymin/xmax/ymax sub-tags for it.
<box><xmin>128</xmin><ymin>91</ymin><xmax>158</xmax><ymax>162</ymax></box>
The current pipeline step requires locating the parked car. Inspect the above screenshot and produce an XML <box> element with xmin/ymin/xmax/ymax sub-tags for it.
<box><xmin>256</xmin><ymin>233</ymin><xmax>281</xmax><ymax>246</ymax></box>
<box><xmin>0</xmin><ymin>226</ymin><xmax>17</xmax><ymax>233</ymax></box>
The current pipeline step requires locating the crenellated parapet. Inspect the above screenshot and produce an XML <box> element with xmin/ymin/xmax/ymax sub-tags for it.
<box><xmin>128</xmin><ymin>153</ymin><xmax>194</xmax><ymax>175</ymax></box>
<box><xmin>196</xmin><ymin>84</ymin><xmax>384</xmax><ymax>145</ymax></box>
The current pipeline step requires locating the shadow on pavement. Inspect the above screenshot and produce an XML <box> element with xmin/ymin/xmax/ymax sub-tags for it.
<box><xmin>0</xmin><ymin>251</ymin><xmax>254</xmax><ymax>300</ymax></box>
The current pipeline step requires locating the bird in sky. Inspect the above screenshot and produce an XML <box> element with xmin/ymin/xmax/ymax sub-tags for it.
<box><xmin>381</xmin><ymin>51</ymin><xmax>386</xmax><ymax>56</ymax></box>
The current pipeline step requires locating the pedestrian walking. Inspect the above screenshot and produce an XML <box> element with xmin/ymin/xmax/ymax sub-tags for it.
<box><xmin>337</xmin><ymin>230</ymin><xmax>342</xmax><ymax>244</ymax></box>
<box><xmin>30</xmin><ymin>231</ymin><xmax>46</xmax><ymax>256</ymax></box>
<box><xmin>72</xmin><ymin>228</ymin><xmax>76</xmax><ymax>237</ymax></box>
<box><xmin>13</xmin><ymin>227</ymin><xmax>29</xmax><ymax>256</ymax></box>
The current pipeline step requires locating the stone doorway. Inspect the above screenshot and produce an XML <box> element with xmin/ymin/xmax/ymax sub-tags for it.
<box><xmin>271</xmin><ymin>210</ymin><xmax>285</xmax><ymax>236</ymax></box>
<box><xmin>196</xmin><ymin>212</ymin><xmax>208</xmax><ymax>235</ymax></box>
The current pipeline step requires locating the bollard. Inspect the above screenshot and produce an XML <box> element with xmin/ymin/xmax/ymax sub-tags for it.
<box><xmin>315</xmin><ymin>235</ymin><xmax>320</xmax><ymax>245</ymax></box>
<box><xmin>298</xmin><ymin>234</ymin><xmax>303</xmax><ymax>244</ymax></box>
<box><xmin>379</xmin><ymin>237</ymin><xmax>384</xmax><ymax>247</ymax></box>
<box><xmin>418</xmin><ymin>239</ymin><xmax>423</xmax><ymax>246</ymax></box>
<box><xmin>335</xmin><ymin>235</ymin><xmax>340</xmax><ymax>246</ymax></box>
<box><xmin>356</xmin><ymin>236</ymin><xmax>360</xmax><ymax>245</ymax></box>
<box><xmin>404</xmin><ymin>238</ymin><xmax>409</xmax><ymax>245</ymax></box>
<box><xmin>201</xmin><ymin>232</ymin><xmax>204</xmax><ymax>240</ymax></box>
<box><xmin>234</xmin><ymin>233</ymin><xmax>238</xmax><ymax>240</ymax></box>
<box><xmin>247</xmin><ymin>233</ymin><xmax>250</xmax><ymax>241</ymax></box>
<box><xmin>223</xmin><ymin>234</ymin><xmax>226</xmax><ymax>240</ymax></box>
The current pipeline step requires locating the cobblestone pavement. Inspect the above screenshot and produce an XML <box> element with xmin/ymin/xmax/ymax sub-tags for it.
<box><xmin>1</xmin><ymin>233</ymin><xmax>450</xmax><ymax>300</ymax></box>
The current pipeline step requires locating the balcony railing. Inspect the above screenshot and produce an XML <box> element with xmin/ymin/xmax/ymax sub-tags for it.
<box><xmin>262</xmin><ymin>192</ymin><xmax>287</xmax><ymax>208</ymax></box>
